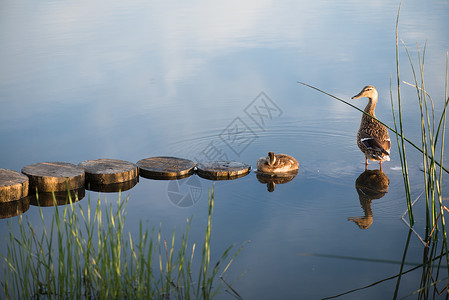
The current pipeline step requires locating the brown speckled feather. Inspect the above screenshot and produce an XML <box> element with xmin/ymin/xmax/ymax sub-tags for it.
<box><xmin>357</xmin><ymin>115</ymin><xmax>390</xmax><ymax>160</ymax></box>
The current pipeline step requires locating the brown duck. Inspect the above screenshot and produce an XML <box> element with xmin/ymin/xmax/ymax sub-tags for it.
<box><xmin>352</xmin><ymin>86</ymin><xmax>391</xmax><ymax>170</ymax></box>
<box><xmin>256</xmin><ymin>152</ymin><xmax>299</xmax><ymax>173</ymax></box>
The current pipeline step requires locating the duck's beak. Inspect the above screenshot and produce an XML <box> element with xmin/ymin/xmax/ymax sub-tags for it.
<box><xmin>351</xmin><ymin>91</ymin><xmax>364</xmax><ymax>99</ymax></box>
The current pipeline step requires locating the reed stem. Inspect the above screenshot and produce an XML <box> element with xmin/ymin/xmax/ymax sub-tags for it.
<box><xmin>1</xmin><ymin>187</ymin><xmax>240</xmax><ymax>299</ymax></box>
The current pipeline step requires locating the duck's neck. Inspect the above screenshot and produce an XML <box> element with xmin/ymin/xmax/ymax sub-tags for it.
<box><xmin>364</xmin><ymin>97</ymin><xmax>377</xmax><ymax>117</ymax></box>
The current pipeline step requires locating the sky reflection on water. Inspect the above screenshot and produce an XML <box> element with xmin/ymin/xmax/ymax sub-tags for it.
<box><xmin>1</xmin><ymin>0</ymin><xmax>449</xmax><ymax>298</ymax></box>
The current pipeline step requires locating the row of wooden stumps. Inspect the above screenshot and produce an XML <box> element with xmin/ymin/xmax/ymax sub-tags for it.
<box><xmin>0</xmin><ymin>157</ymin><xmax>251</xmax><ymax>218</ymax></box>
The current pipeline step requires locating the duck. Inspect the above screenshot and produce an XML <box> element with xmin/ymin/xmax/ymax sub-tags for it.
<box><xmin>352</xmin><ymin>85</ymin><xmax>391</xmax><ymax>170</ymax></box>
<box><xmin>256</xmin><ymin>152</ymin><xmax>299</xmax><ymax>173</ymax></box>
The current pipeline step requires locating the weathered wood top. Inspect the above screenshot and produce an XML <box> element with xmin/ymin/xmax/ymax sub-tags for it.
<box><xmin>196</xmin><ymin>161</ymin><xmax>251</xmax><ymax>180</ymax></box>
<box><xmin>79</xmin><ymin>158</ymin><xmax>138</xmax><ymax>185</ymax></box>
<box><xmin>21</xmin><ymin>162</ymin><xmax>85</xmax><ymax>192</ymax></box>
<box><xmin>0</xmin><ymin>168</ymin><xmax>29</xmax><ymax>202</ymax></box>
<box><xmin>137</xmin><ymin>156</ymin><xmax>196</xmax><ymax>179</ymax></box>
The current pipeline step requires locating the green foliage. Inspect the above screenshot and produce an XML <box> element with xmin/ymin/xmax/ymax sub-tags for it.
<box><xmin>1</xmin><ymin>188</ymin><xmax>242</xmax><ymax>299</ymax></box>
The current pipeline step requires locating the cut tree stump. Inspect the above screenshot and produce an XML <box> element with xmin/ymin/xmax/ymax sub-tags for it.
<box><xmin>79</xmin><ymin>158</ymin><xmax>138</xmax><ymax>186</ymax></box>
<box><xmin>137</xmin><ymin>156</ymin><xmax>196</xmax><ymax>179</ymax></box>
<box><xmin>21</xmin><ymin>162</ymin><xmax>85</xmax><ymax>192</ymax></box>
<box><xmin>0</xmin><ymin>169</ymin><xmax>29</xmax><ymax>202</ymax></box>
<box><xmin>196</xmin><ymin>161</ymin><xmax>251</xmax><ymax>180</ymax></box>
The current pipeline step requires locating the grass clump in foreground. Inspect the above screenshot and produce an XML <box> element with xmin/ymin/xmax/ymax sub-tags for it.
<box><xmin>1</xmin><ymin>188</ymin><xmax>243</xmax><ymax>299</ymax></box>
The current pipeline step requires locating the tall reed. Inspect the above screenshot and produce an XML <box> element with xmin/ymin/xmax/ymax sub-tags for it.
<box><xmin>391</xmin><ymin>6</ymin><xmax>449</xmax><ymax>294</ymax></box>
<box><xmin>390</xmin><ymin>3</ymin><xmax>448</xmax><ymax>242</ymax></box>
<box><xmin>391</xmin><ymin>3</ymin><xmax>414</xmax><ymax>226</ymax></box>
<box><xmin>1</xmin><ymin>188</ymin><xmax>241</xmax><ymax>299</ymax></box>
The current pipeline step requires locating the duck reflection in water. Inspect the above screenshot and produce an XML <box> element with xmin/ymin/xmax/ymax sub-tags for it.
<box><xmin>348</xmin><ymin>169</ymin><xmax>389</xmax><ymax>229</ymax></box>
<box><xmin>256</xmin><ymin>171</ymin><xmax>298</xmax><ymax>192</ymax></box>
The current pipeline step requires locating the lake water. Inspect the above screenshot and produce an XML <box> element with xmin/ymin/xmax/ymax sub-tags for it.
<box><xmin>1</xmin><ymin>0</ymin><xmax>449</xmax><ymax>298</ymax></box>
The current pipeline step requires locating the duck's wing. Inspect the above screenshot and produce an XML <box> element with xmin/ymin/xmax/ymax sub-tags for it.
<box><xmin>274</xmin><ymin>154</ymin><xmax>299</xmax><ymax>170</ymax></box>
<box><xmin>360</xmin><ymin>137</ymin><xmax>390</xmax><ymax>156</ymax></box>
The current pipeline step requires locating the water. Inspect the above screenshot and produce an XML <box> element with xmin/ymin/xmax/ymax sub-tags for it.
<box><xmin>1</xmin><ymin>0</ymin><xmax>449</xmax><ymax>298</ymax></box>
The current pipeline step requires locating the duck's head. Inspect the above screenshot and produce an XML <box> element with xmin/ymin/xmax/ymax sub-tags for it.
<box><xmin>352</xmin><ymin>85</ymin><xmax>378</xmax><ymax>101</ymax></box>
<box><xmin>267</xmin><ymin>152</ymin><xmax>276</xmax><ymax>165</ymax></box>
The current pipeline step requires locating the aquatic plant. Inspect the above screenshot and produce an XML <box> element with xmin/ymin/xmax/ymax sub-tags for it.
<box><xmin>1</xmin><ymin>188</ymin><xmax>242</xmax><ymax>299</ymax></box>
<box><xmin>391</xmin><ymin>4</ymin><xmax>449</xmax><ymax>297</ymax></box>
<box><xmin>393</xmin><ymin>44</ymin><xmax>448</xmax><ymax>229</ymax></box>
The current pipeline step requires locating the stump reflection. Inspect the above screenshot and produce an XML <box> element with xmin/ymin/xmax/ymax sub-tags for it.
<box><xmin>29</xmin><ymin>188</ymin><xmax>85</xmax><ymax>207</ymax></box>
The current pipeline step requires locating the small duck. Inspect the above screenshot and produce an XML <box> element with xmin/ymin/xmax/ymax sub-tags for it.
<box><xmin>352</xmin><ymin>86</ymin><xmax>391</xmax><ymax>170</ymax></box>
<box><xmin>256</xmin><ymin>152</ymin><xmax>299</xmax><ymax>173</ymax></box>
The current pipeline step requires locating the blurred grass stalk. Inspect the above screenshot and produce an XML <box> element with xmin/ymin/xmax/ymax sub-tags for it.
<box><xmin>1</xmin><ymin>188</ymin><xmax>241</xmax><ymax>299</ymax></box>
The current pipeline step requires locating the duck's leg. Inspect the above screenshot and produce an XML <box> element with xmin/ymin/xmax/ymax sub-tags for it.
<box><xmin>365</xmin><ymin>158</ymin><xmax>368</xmax><ymax>171</ymax></box>
<box><xmin>379</xmin><ymin>161</ymin><xmax>383</xmax><ymax>171</ymax></box>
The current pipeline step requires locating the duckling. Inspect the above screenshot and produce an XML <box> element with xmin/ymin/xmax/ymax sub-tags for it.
<box><xmin>256</xmin><ymin>152</ymin><xmax>299</xmax><ymax>173</ymax></box>
<box><xmin>352</xmin><ymin>86</ymin><xmax>391</xmax><ymax>170</ymax></box>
